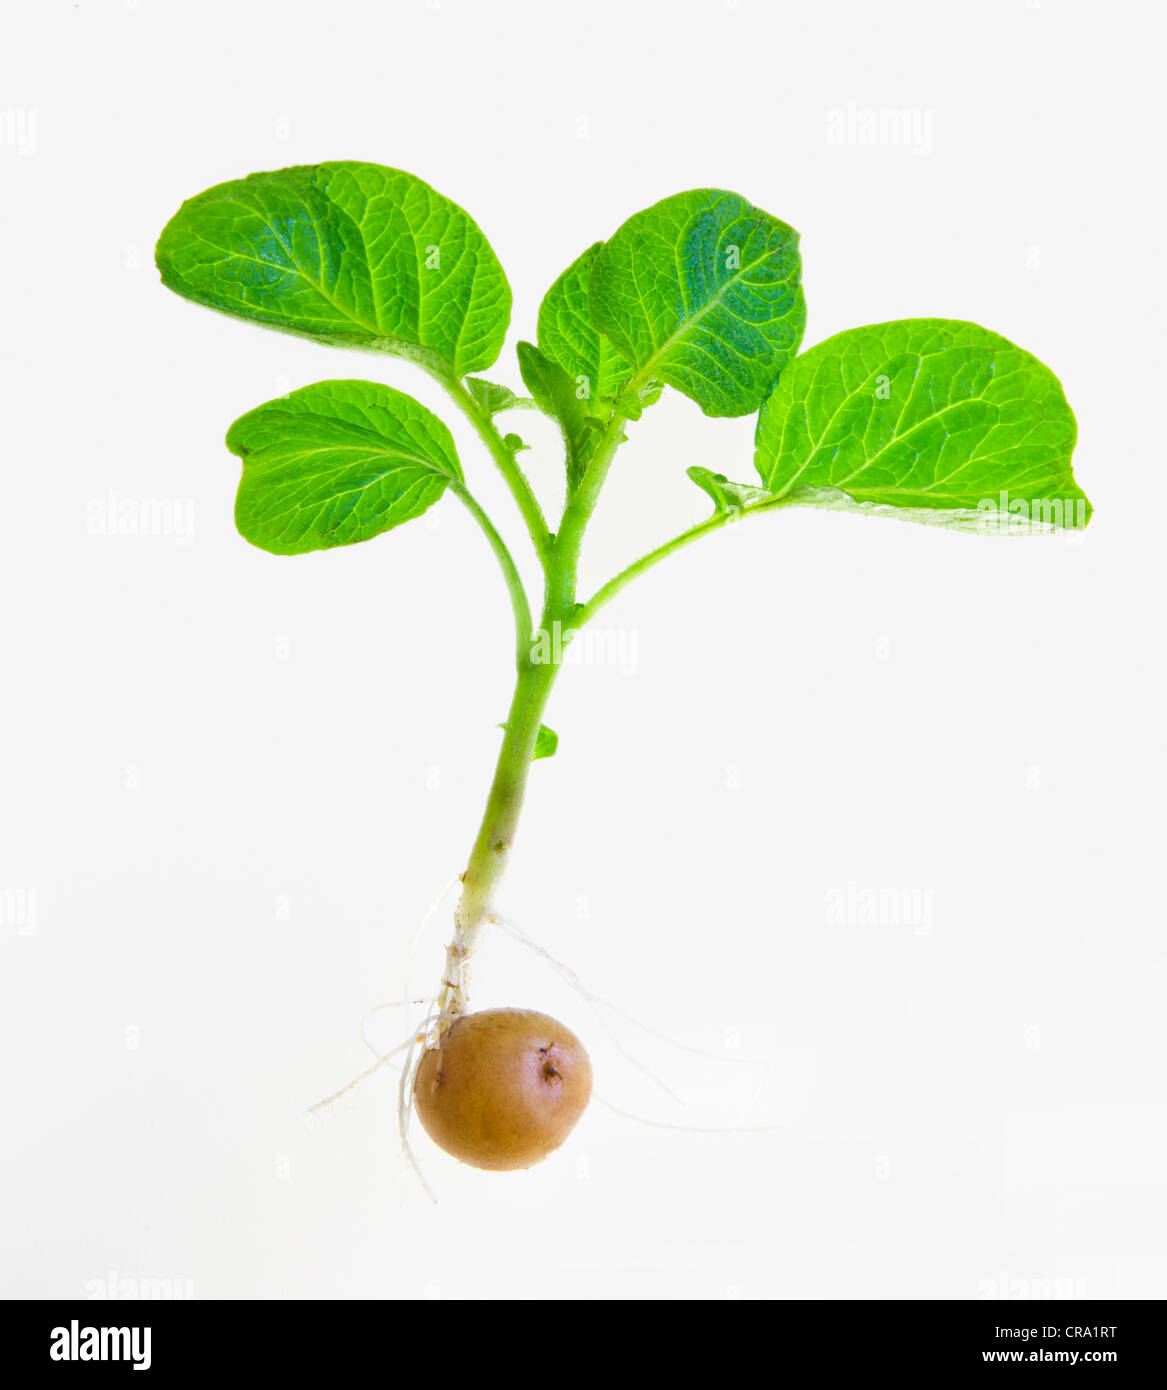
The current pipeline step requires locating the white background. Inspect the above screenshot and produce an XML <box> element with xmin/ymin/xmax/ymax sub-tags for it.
<box><xmin>2</xmin><ymin>0</ymin><xmax>1163</xmax><ymax>1300</ymax></box>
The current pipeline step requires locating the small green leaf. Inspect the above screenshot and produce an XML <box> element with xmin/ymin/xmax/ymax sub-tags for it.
<box><xmin>498</xmin><ymin>721</ymin><xmax>558</xmax><ymax>761</ymax></box>
<box><xmin>687</xmin><ymin>467</ymin><xmax>772</xmax><ymax>514</ymax></box>
<box><xmin>465</xmin><ymin>377</ymin><xmax>517</xmax><ymax>415</ymax></box>
<box><xmin>588</xmin><ymin>189</ymin><xmax>806</xmax><ymax>418</ymax></box>
<box><xmin>503</xmin><ymin>432</ymin><xmax>529</xmax><ymax>454</ymax></box>
<box><xmin>754</xmin><ymin>319</ymin><xmax>1090</xmax><ymax>529</ymax></box>
<box><xmin>534</xmin><ymin>725</ymin><xmax>559</xmax><ymax>760</ymax></box>
<box><xmin>226</xmin><ymin>379</ymin><xmax>461</xmax><ymax>555</ymax></box>
<box><xmin>537</xmin><ymin>242</ymin><xmax>633</xmax><ymax>406</ymax></box>
<box><xmin>517</xmin><ymin>340</ymin><xmax>598</xmax><ymax>491</ymax></box>
<box><xmin>156</xmin><ymin>162</ymin><xmax>512</xmax><ymax>377</ymax></box>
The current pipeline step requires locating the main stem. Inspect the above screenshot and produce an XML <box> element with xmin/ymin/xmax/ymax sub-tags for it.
<box><xmin>435</xmin><ymin>412</ymin><xmax>628</xmax><ymax>1024</ymax></box>
<box><xmin>437</xmin><ymin>646</ymin><xmax>559</xmax><ymax>1020</ymax></box>
<box><xmin>429</xmin><ymin>372</ymin><xmax>788</xmax><ymax>1027</ymax></box>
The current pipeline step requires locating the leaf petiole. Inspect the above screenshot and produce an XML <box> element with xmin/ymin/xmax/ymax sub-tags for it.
<box><xmin>439</xmin><ymin>374</ymin><xmax>553</xmax><ymax>560</ymax></box>
<box><xmin>578</xmin><ymin>494</ymin><xmax>784</xmax><ymax>624</ymax></box>
<box><xmin>447</xmin><ymin>482</ymin><xmax>534</xmax><ymax>670</ymax></box>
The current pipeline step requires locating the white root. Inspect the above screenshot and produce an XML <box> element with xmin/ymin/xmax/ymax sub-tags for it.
<box><xmin>359</xmin><ymin>998</ymin><xmax>431</xmax><ymax>1060</ymax></box>
<box><xmin>306</xmin><ymin>877</ymin><xmax>476</xmax><ymax>1203</ymax></box>
<box><xmin>396</xmin><ymin>1010</ymin><xmax>444</xmax><ymax>1204</ymax></box>
<box><xmin>594</xmin><ymin>1094</ymin><xmax>783</xmax><ymax>1136</ymax></box>
<box><xmin>308</xmin><ymin>1034</ymin><xmax>417</xmax><ymax>1116</ymax></box>
<box><xmin>432</xmin><ymin>923</ymin><xmax>474</xmax><ymax>1030</ymax></box>
<box><xmin>312</xmin><ymin>887</ymin><xmax>779</xmax><ymax>1202</ymax></box>
<box><xmin>492</xmin><ymin>911</ymin><xmax>784</xmax><ymax>1136</ymax></box>
<box><xmin>492</xmin><ymin>912</ymin><xmax>764</xmax><ymax>1062</ymax></box>
<box><xmin>307</xmin><ymin>1011</ymin><xmax>443</xmax><ymax>1204</ymax></box>
<box><xmin>408</xmin><ymin>875</ymin><xmax>462</xmax><ymax>957</ymax></box>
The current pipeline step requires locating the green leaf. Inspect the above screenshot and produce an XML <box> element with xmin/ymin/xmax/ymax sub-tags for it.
<box><xmin>226</xmin><ymin>379</ymin><xmax>461</xmax><ymax>555</ymax></box>
<box><xmin>498</xmin><ymin>721</ymin><xmax>558</xmax><ymax>761</ymax></box>
<box><xmin>502</xmin><ymin>432</ymin><xmax>529</xmax><ymax>454</ymax></box>
<box><xmin>754</xmin><ymin>319</ymin><xmax>1090</xmax><ymax>530</ymax></box>
<box><xmin>465</xmin><ymin>377</ymin><xmax>517</xmax><ymax>415</ymax></box>
<box><xmin>517</xmin><ymin>340</ymin><xmax>601</xmax><ymax>491</ymax></box>
<box><xmin>687</xmin><ymin>467</ymin><xmax>772</xmax><ymax>514</ymax></box>
<box><xmin>156</xmin><ymin>162</ymin><xmax>511</xmax><ymax>377</ymax></box>
<box><xmin>533</xmin><ymin>725</ymin><xmax>559</xmax><ymax>760</ymax></box>
<box><xmin>588</xmin><ymin>189</ymin><xmax>806</xmax><ymax>418</ymax></box>
<box><xmin>537</xmin><ymin>241</ymin><xmax>633</xmax><ymax>406</ymax></box>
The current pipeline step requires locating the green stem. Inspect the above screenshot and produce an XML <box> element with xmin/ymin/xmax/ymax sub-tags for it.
<box><xmin>440</xmin><ymin>375</ymin><xmax>553</xmax><ymax>560</ymax></box>
<box><xmin>438</xmin><ymin>407</ymin><xmax>786</xmax><ymax>1022</ymax></box>
<box><xmin>549</xmin><ymin>411</ymin><xmax>627</xmax><ymax>613</ymax></box>
<box><xmin>438</xmin><ymin>413</ymin><xmax>632</xmax><ymax>1021</ymax></box>
<box><xmin>440</xmin><ymin>648</ymin><xmax>560</xmax><ymax>1018</ymax></box>
<box><xmin>450</xmin><ymin>483</ymin><xmax>534</xmax><ymax>669</ymax></box>
<box><xmin>579</xmin><ymin>497</ymin><xmax>784</xmax><ymax>624</ymax></box>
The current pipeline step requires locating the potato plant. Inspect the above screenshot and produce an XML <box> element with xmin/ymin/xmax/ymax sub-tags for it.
<box><xmin>156</xmin><ymin>163</ymin><xmax>1090</xmax><ymax>1169</ymax></box>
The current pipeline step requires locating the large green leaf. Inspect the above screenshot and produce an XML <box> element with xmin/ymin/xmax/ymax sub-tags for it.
<box><xmin>587</xmin><ymin>189</ymin><xmax>806</xmax><ymax>418</ymax></box>
<box><xmin>754</xmin><ymin>319</ymin><xmax>1090</xmax><ymax>529</ymax></box>
<box><xmin>156</xmin><ymin>162</ymin><xmax>511</xmax><ymax>377</ymax></box>
<box><xmin>226</xmin><ymin>379</ymin><xmax>462</xmax><ymax>555</ymax></box>
<box><xmin>537</xmin><ymin>241</ymin><xmax>633</xmax><ymax>406</ymax></box>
